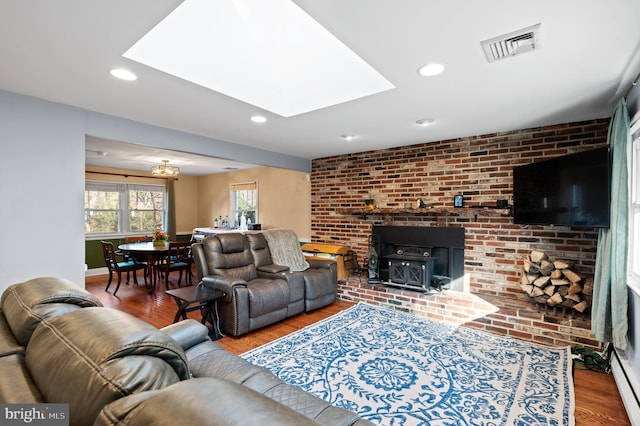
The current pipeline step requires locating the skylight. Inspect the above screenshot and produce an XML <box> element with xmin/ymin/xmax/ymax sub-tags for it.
<box><xmin>123</xmin><ymin>0</ymin><xmax>394</xmax><ymax>117</ymax></box>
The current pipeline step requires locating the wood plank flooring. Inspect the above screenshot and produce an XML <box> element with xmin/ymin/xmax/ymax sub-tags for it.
<box><xmin>85</xmin><ymin>273</ymin><xmax>631</xmax><ymax>425</ymax></box>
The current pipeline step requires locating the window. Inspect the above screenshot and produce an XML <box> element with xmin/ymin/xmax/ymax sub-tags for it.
<box><xmin>230</xmin><ymin>181</ymin><xmax>257</xmax><ymax>227</ymax></box>
<box><xmin>628</xmin><ymin>122</ymin><xmax>640</xmax><ymax>294</ymax></box>
<box><xmin>85</xmin><ymin>181</ymin><xmax>166</xmax><ymax>236</ymax></box>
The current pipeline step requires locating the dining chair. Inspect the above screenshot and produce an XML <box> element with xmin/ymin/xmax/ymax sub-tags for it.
<box><xmin>101</xmin><ymin>241</ymin><xmax>147</xmax><ymax>296</ymax></box>
<box><xmin>123</xmin><ymin>235</ymin><xmax>151</xmax><ymax>275</ymax></box>
<box><xmin>159</xmin><ymin>241</ymin><xmax>193</xmax><ymax>290</ymax></box>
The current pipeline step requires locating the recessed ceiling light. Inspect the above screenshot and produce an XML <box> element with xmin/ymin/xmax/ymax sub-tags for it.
<box><xmin>110</xmin><ymin>68</ymin><xmax>138</xmax><ymax>81</ymax></box>
<box><xmin>251</xmin><ymin>115</ymin><xmax>267</xmax><ymax>124</ymax></box>
<box><xmin>341</xmin><ymin>134</ymin><xmax>357</xmax><ymax>141</ymax></box>
<box><xmin>416</xmin><ymin>118</ymin><xmax>435</xmax><ymax>126</ymax></box>
<box><xmin>417</xmin><ymin>63</ymin><xmax>445</xmax><ymax>77</ymax></box>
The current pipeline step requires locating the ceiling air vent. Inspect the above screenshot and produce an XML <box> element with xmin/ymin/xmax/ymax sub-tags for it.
<box><xmin>481</xmin><ymin>23</ymin><xmax>541</xmax><ymax>63</ymax></box>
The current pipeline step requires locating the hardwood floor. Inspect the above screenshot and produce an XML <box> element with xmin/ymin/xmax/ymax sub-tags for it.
<box><xmin>85</xmin><ymin>272</ymin><xmax>631</xmax><ymax>425</ymax></box>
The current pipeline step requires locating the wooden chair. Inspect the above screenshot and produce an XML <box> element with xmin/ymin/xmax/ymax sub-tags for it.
<box><xmin>101</xmin><ymin>241</ymin><xmax>147</xmax><ymax>296</ymax></box>
<box><xmin>159</xmin><ymin>241</ymin><xmax>193</xmax><ymax>290</ymax></box>
<box><xmin>123</xmin><ymin>235</ymin><xmax>150</xmax><ymax>276</ymax></box>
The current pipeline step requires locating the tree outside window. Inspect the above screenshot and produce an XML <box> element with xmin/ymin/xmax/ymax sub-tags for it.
<box><xmin>85</xmin><ymin>181</ymin><xmax>166</xmax><ymax>236</ymax></box>
<box><xmin>231</xmin><ymin>182</ymin><xmax>257</xmax><ymax>226</ymax></box>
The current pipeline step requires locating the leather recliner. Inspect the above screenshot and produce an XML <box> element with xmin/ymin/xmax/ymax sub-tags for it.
<box><xmin>192</xmin><ymin>233</ymin><xmax>291</xmax><ymax>336</ymax></box>
<box><xmin>1</xmin><ymin>277</ymin><xmax>374</xmax><ymax>426</ymax></box>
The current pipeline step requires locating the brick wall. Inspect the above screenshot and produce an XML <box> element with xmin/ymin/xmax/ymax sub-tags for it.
<box><xmin>311</xmin><ymin>119</ymin><xmax>610</xmax><ymax>348</ymax></box>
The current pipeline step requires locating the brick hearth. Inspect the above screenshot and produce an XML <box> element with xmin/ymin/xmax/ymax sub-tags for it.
<box><xmin>338</xmin><ymin>278</ymin><xmax>599</xmax><ymax>348</ymax></box>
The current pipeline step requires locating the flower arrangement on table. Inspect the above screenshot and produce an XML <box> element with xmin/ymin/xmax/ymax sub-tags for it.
<box><xmin>152</xmin><ymin>224</ymin><xmax>169</xmax><ymax>246</ymax></box>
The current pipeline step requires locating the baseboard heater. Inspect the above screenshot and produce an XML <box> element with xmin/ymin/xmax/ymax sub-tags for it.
<box><xmin>612</xmin><ymin>349</ymin><xmax>640</xmax><ymax>425</ymax></box>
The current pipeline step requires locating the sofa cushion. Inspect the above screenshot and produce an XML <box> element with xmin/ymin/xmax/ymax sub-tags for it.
<box><xmin>26</xmin><ymin>307</ymin><xmax>189</xmax><ymax>426</ymax></box>
<box><xmin>0</xmin><ymin>277</ymin><xmax>102</xmax><ymax>347</ymax></box>
<box><xmin>247</xmin><ymin>278</ymin><xmax>289</xmax><ymax>317</ymax></box>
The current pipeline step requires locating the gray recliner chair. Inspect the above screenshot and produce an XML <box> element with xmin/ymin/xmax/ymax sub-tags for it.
<box><xmin>192</xmin><ymin>233</ymin><xmax>291</xmax><ymax>337</ymax></box>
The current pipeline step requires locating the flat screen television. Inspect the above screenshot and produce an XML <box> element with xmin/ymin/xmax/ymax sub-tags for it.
<box><xmin>513</xmin><ymin>146</ymin><xmax>611</xmax><ymax>228</ymax></box>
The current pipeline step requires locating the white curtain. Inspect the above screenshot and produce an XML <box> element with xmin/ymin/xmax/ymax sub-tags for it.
<box><xmin>592</xmin><ymin>99</ymin><xmax>631</xmax><ymax>350</ymax></box>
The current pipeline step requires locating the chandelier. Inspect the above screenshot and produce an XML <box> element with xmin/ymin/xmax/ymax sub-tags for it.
<box><xmin>151</xmin><ymin>160</ymin><xmax>180</xmax><ymax>177</ymax></box>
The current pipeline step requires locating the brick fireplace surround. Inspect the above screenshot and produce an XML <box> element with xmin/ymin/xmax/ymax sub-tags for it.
<box><xmin>311</xmin><ymin>119</ymin><xmax>610</xmax><ymax>349</ymax></box>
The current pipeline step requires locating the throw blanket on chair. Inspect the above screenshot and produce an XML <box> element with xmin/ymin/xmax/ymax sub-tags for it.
<box><xmin>262</xmin><ymin>229</ymin><xmax>310</xmax><ymax>272</ymax></box>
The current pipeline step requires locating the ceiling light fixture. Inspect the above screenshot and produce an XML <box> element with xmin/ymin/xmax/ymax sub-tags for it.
<box><xmin>251</xmin><ymin>115</ymin><xmax>267</xmax><ymax>123</ymax></box>
<box><xmin>110</xmin><ymin>68</ymin><xmax>138</xmax><ymax>81</ymax></box>
<box><xmin>416</xmin><ymin>118</ymin><xmax>435</xmax><ymax>126</ymax></box>
<box><xmin>417</xmin><ymin>63</ymin><xmax>445</xmax><ymax>77</ymax></box>
<box><xmin>341</xmin><ymin>134</ymin><xmax>357</xmax><ymax>141</ymax></box>
<box><xmin>151</xmin><ymin>160</ymin><xmax>180</xmax><ymax>177</ymax></box>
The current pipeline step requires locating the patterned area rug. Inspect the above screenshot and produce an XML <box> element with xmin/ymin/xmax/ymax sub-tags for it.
<box><xmin>242</xmin><ymin>302</ymin><xmax>575</xmax><ymax>426</ymax></box>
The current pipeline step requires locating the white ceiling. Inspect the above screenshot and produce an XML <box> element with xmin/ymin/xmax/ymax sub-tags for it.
<box><xmin>2</xmin><ymin>1</ymin><xmax>640</xmax><ymax>176</ymax></box>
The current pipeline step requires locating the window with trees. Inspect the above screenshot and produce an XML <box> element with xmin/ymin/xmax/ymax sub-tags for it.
<box><xmin>230</xmin><ymin>181</ymin><xmax>257</xmax><ymax>227</ymax></box>
<box><xmin>85</xmin><ymin>181</ymin><xmax>166</xmax><ymax>236</ymax></box>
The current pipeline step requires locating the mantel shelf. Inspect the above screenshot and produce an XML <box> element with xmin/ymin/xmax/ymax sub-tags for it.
<box><xmin>337</xmin><ymin>207</ymin><xmax>512</xmax><ymax>217</ymax></box>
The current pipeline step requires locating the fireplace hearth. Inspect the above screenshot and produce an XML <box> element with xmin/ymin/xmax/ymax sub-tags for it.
<box><xmin>371</xmin><ymin>226</ymin><xmax>465</xmax><ymax>292</ymax></box>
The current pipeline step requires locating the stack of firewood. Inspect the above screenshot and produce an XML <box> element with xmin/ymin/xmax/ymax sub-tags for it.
<box><xmin>520</xmin><ymin>250</ymin><xmax>592</xmax><ymax>313</ymax></box>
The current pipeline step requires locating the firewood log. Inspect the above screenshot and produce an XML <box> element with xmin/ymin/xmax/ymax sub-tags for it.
<box><xmin>533</xmin><ymin>276</ymin><xmax>551</xmax><ymax>287</ymax></box>
<box><xmin>557</xmin><ymin>285</ymin><xmax>569</xmax><ymax>297</ymax></box>
<box><xmin>565</xmin><ymin>293</ymin><xmax>582</xmax><ymax>303</ymax></box>
<box><xmin>531</xmin><ymin>286</ymin><xmax>545</xmax><ymax>297</ymax></box>
<box><xmin>547</xmin><ymin>292</ymin><xmax>563</xmax><ymax>306</ymax></box>
<box><xmin>554</xmin><ymin>260</ymin><xmax>571</xmax><ymax>269</ymax></box>
<box><xmin>550</xmin><ymin>269</ymin><xmax>562</xmax><ymax>279</ymax></box>
<box><xmin>530</xmin><ymin>250</ymin><xmax>548</xmax><ymax>263</ymax></box>
<box><xmin>521</xmin><ymin>284</ymin><xmax>534</xmax><ymax>296</ymax></box>
<box><xmin>551</xmin><ymin>278</ymin><xmax>570</xmax><ymax>286</ymax></box>
<box><xmin>574</xmin><ymin>301</ymin><xmax>589</xmax><ymax>313</ymax></box>
<box><xmin>540</xmin><ymin>260</ymin><xmax>554</xmax><ymax>275</ymax></box>
<box><xmin>562</xmin><ymin>269</ymin><xmax>582</xmax><ymax>283</ymax></box>
<box><xmin>544</xmin><ymin>285</ymin><xmax>556</xmax><ymax>296</ymax></box>
<box><xmin>534</xmin><ymin>295</ymin><xmax>550</xmax><ymax>304</ymax></box>
<box><xmin>567</xmin><ymin>284</ymin><xmax>583</xmax><ymax>294</ymax></box>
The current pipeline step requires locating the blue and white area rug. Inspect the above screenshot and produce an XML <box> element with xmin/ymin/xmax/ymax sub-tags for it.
<box><xmin>242</xmin><ymin>302</ymin><xmax>574</xmax><ymax>426</ymax></box>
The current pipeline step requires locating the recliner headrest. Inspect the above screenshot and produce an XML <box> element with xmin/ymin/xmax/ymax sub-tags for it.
<box><xmin>26</xmin><ymin>307</ymin><xmax>189</xmax><ymax>426</ymax></box>
<box><xmin>0</xmin><ymin>277</ymin><xmax>103</xmax><ymax>346</ymax></box>
<box><xmin>216</xmin><ymin>233</ymin><xmax>247</xmax><ymax>254</ymax></box>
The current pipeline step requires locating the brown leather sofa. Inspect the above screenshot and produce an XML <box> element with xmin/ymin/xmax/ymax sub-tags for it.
<box><xmin>193</xmin><ymin>231</ymin><xmax>338</xmax><ymax>337</ymax></box>
<box><xmin>0</xmin><ymin>277</ymin><xmax>373</xmax><ymax>426</ymax></box>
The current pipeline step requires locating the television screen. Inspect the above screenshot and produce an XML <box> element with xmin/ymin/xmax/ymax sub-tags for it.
<box><xmin>513</xmin><ymin>146</ymin><xmax>610</xmax><ymax>228</ymax></box>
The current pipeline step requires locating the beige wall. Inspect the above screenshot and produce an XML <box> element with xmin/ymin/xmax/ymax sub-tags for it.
<box><xmin>173</xmin><ymin>174</ymin><xmax>199</xmax><ymax>234</ymax></box>
<box><xmin>197</xmin><ymin>166</ymin><xmax>311</xmax><ymax>240</ymax></box>
<box><xmin>86</xmin><ymin>165</ymin><xmax>312</xmax><ymax>240</ymax></box>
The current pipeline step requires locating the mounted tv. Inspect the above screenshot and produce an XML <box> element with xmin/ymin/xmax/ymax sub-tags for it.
<box><xmin>513</xmin><ymin>146</ymin><xmax>611</xmax><ymax>228</ymax></box>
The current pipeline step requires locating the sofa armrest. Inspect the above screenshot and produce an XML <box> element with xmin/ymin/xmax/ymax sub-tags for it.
<box><xmin>201</xmin><ymin>275</ymin><xmax>246</xmax><ymax>303</ymax></box>
<box><xmin>161</xmin><ymin>319</ymin><xmax>210</xmax><ymax>351</ymax></box>
<box><xmin>257</xmin><ymin>264</ymin><xmax>290</xmax><ymax>273</ymax></box>
<box><xmin>95</xmin><ymin>378</ymin><xmax>321</xmax><ymax>426</ymax></box>
<box><xmin>307</xmin><ymin>259</ymin><xmax>337</xmax><ymax>271</ymax></box>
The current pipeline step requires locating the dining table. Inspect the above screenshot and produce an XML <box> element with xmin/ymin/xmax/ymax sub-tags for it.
<box><xmin>118</xmin><ymin>241</ymin><xmax>169</xmax><ymax>293</ymax></box>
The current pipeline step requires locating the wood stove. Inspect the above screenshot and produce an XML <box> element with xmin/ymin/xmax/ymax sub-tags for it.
<box><xmin>387</xmin><ymin>245</ymin><xmax>436</xmax><ymax>291</ymax></box>
<box><xmin>371</xmin><ymin>226</ymin><xmax>465</xmax><ymax>292</ymax></box>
